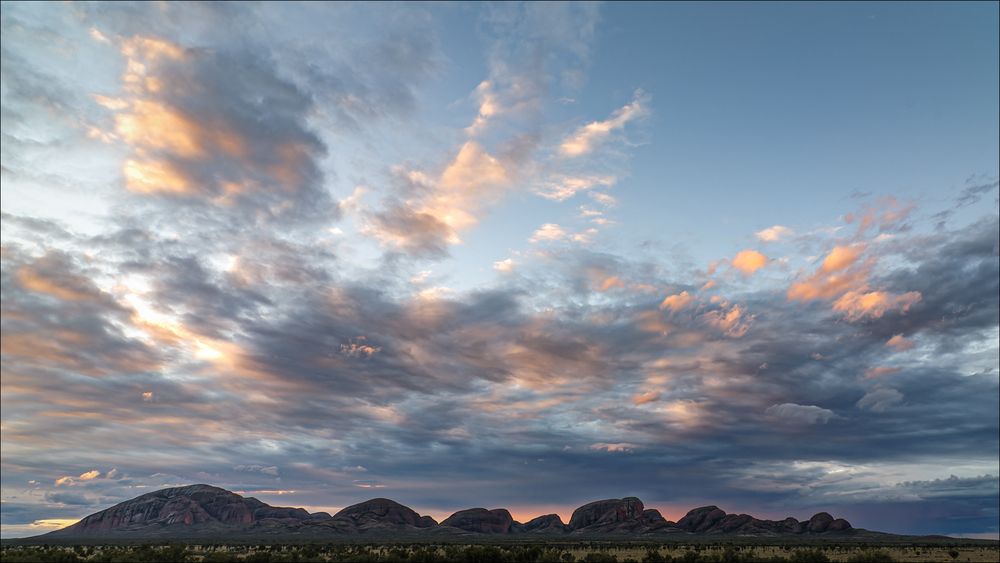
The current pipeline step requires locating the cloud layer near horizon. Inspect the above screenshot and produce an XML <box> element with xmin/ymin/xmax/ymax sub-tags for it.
<box><xmin>1</xmin><ymin>1</ymin><xmax>998</xmax><ymax>540</ymax></box>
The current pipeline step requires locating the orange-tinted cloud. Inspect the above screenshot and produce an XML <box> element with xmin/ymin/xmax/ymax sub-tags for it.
<box><xmin>559</xmin><ymin>90</ymin><xmax>648</xmax><ymax>157</ymax></box>
<box><xmin>702</xmin><ymin>304</ymin><xmax>752</xmax><ymax>338</ymax></box>
<box><xmin>788</xmin><ymin>243</ymin><xmax>921</xmax><ymax>321</ymax></box>
<box><xmin>92</xmin><ymin>35</ymin><xmax>331</xmax><ymax>218</ymax></box>
<box><xmin>865</xmin><ymin>366</ymin><xmax>902</xmax><ymax>379</ymax></box>
<box><xmin>845</xmin><ymin>196</ymin><xmax>915</xmax><ymax>235</ymax></box>
<box><xmin>466</xmin><ymin>80</ymin><xmax>500</xmax><ymax>135</ymax></box>
<box><xmin>366</xmin><ymin>142</ymin><xmax>513</xmax><ymax>254</ymax></box>
<box><xmin>787</xmin><ymin>245</ymin><xmax>870</xmax><ymax>301</ymax></box>
<box><xmin>659</xmin><ymin>291</ymin><xmax>693</xmax><ymax>312</ymax></box>
<box><xmin>78</xmin><ymin>470</ymin><xmax>101</xmax><ymax>481</ymax></box>
<box><xmin>833</xmin><ymin>290</ymin><xmax>921</xmax><ymax>321</ymax></box>
<box><xmin>821</xmin><ymin>245</ymin><xmax>863</xmax><ymax>273</ymax></box>
<box><xmin>632</xmin><ymin>391</ymin><xmax>662</xmax><ymax>405</ymax></box>
<box><xmin>731</xmin><ymin>250</ymin><xmax>769</xmax><ymax>275</ymax></box>
<box><xmin>597</xmin><ymin>276</ymin><xmax>624</xmax><ymax>292</ymax></box>
<box><xmin>16</xmin><ymin>268</ymin><xmax>95</xmax><ymax>302</ymax></box>
<box><xmin>590</xmin><ymin>442</ymin><xmax>638</xmax><ymax>453</ymax></box>
<box><xmin>885</xmin><ymin>334</ymin><xmax>915</xmax><ymax>351</ymax></box>
<box><xmin>755</xmin><ymin>225</ymin><xmax>792</xmax><ymax>242</ymax></box>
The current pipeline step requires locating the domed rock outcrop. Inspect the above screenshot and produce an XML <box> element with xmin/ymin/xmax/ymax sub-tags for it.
<box><xmin>441</xmin><ymin>508</ymin><xmax>514</xmax><ymax>534</ymax></box>
<box><xmin>519</xmin><ymin>514</ymin><xmax>567</xmax><ymax>533</ymax></box>
<box><xmin>568</xmin><ymin>497</ymin><xmax>645</xmax><ymax>531</ymax></box>
<box><xmin>332</xmin><ymin>498</ymin><xmax>434</xmax><ymax>529</ymax></box>
<box><xmin>50</xmin><ymin>484</ymin><xmax>310</xmax><ymax>536</ymax></box>
<box><xmin>714</xmin><ymin>513</ymin><xmax>753</xmax><ymax>533</ymax></box>
<box><xmin>828</xmin><ymin>518</ymin><xmax>852</xmax><ymax>532</ymax></box>
<box><xmin>807</xmin><ymin>512</ymin><xmax>835</xmax><ymax>533</ymax></box>
<box><xmin>641</xmin><ymin>509</ymin><xmax>667</xmax><ymax>525</ymax></box>
<box><xmin>779</xmin><ymin>517</ymin><xmax>804</xmax><ymax>533</ymax></box>
<box><xmin>677</xmin><ymin>506</ymin><xmax>728</xmax><ymax>532</ymax></box>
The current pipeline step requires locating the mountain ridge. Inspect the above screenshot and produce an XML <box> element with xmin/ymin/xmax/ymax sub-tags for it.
<box><xmin>24</xmin><ymin>483</ymin><xmax>877</xmax><ymax>542</ymax></box>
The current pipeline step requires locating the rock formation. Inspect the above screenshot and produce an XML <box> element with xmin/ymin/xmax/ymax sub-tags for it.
<box><xmin>51</xmin><ymin>484</ymin><xmax>312</xmax><ymax>536</ymax></box>
<box><xmin>330</xmin><ymin>498</ymin><xmax>436</xmax><ymax>531</ymax></box>
<box><xmin>40</xmin><ymin>484</ymin><xmax>857</xmax><ymax>541</ymax></box>
<box><xmin>568</xmin><ymin>497</ymin><xmax>645</xmax><ymax>532</ymax></box>
<box><xmin>441</xmin><ymin>508</ymin><xmax>514</xmax><ymax>534</ymax></box>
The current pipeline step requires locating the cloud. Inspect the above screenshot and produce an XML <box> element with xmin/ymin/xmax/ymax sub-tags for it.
<box><xmin>88</xmin><ymin>27</ymin><xmax>110</xmax><ymax>44</ymax></box>
<box><xmin>765</xmin><ymin>403</ymin><xmax>835</xmax><ymax>425</ymax></box>
<box><xmin>755</xmin><ymin>225</ymin><xmax>793</xmax><ymax>242</ymax></box>
<box><xmin>896</xmin><ymin>474</ymin><xmax>1000</xmax><ymax>499</ymax></box>
<box><xmin>366</xmin><ymin>142</ymin><xmax>515</xmax><ymax>256</ymax></box>
<box><xmin>832</xmin><ymin>290</ymin><xmax>921</xmax><ymax>321</ymax></box>
<box><xmin>857</xmin><ymin>388</ymin><xmax>904</xmax><ymax>412</ymax></box>
<box><xmin>864</xmin><ymin>366</ymin><xmax>902</xmax><ymax>379</ymax></box>
<box><xmin>536</xmin><ymin>175</ymin><xmax>616</xmax><ymax>201</ymax></box>
<box><xmin>589</xmin><ymin>192</ymin><xmax>617</xmax><ymax>207</ymax></box>
<box><xmin>560</xmin><ymin>90</ymin><xmax>649</xmax><ymax>157</ymax></box>
<box><xmin>845</xmin><ymin>196</ymin><xmax>915</xmax><ymax>236</ymax></box>
<box><xmin>596</xmin><ymin>276</ymin><xmax>624</xmax><ymax>292</ymax></box>
<box><xmin>340</xmin><ymin>338</ymin><xmax>381</xmax><ymax>358</ymax></box>
<box><xmin>52</xmin><ymin>470</ymin><xmax>101</xmax><ymax>487</ymax></box>
<box><xmin>632</xmin><ymin>391</ymin><xmax>661</xmax><ymax>406</ymax></box>
<box><xmin>786</xmin><ymin>243</ymin><xmax>922</xmax><ymax>321</ymax></box>
<box><xmin>465</xmin><ymin>81</ymin><xmax>499</xmax><ymax>135</ymax></box>
<box><xmin>476</xmin><ymin>1</ymin><xmax>601</xmax><ymax>123</ymax></box>
<box><xmin>2</xmin><ymin>249</ymin><xmax>161</xmax><ymax>377</ymax></box>
<box><xmin>820</xmin><ymin>245</ymin><xmax>864</xmax><ymax>273</ymax></box>
<box><xmin>233</xmin><ymin>465</ymin><xmax>280</xmax><ymax>477</ymax></box>
<box><xmin>353</xmin><ymin>480</ymin><xmax>386</xmax><ymax>489</ymax></box>
<box><xmin>701</xmin><ymin>303</ymin><xmax>753</xmax><ymax>337</ymax></box>
<box><xmin>590</xmin><ymin>443</ymin><xmax>638</xmax><ymax>453</ymax></box>
<box><xmin>15</xmin><ymin>256</ymin><xmax>104</xmax><ymax>303</ymax></box>
<box><xmin>530</xmin><ymin>223</ymin><xmax>568</xmax><ymax>243</ymax></box>
<box><xmin>731</xmin><ymin>250</ymin><xmax>769</xmax><ymax>275</ymax></box>
<box><xmin>94</xmin><ymin>35</ymin><xmax>336</xmax><ymax>222</ymax></box>
<box><xmin>885</xmin><ymin>334</ymin><xmax>915</xmax><ymax>351</ymax></box>
<box><xmin>493</xmin><ymin>258</ymin><xmax>515</xmax><ymax>273</ymax></box>
<box><xmin>955</xmin><ymin>179</ymin><xmax>999</xmax><ymax>207</ymax></box>
<box><xmin>659</xmin><ymin>291</ymin><xmax>693</xmax><ymax>312</ymax></box>
<box><xmin>44</xmin><ymin>492</ymin><xmax>93</xmax><ymax>506</ymax></box>
<box><xmin>366</xmin><ymin>201</ymin><xmax>454</xmax><ymax>258</ymax></box>
<box><xmin>439</xmin><ymin>142</ymin><xmax>510</xmax><ymax>196</ymax></box>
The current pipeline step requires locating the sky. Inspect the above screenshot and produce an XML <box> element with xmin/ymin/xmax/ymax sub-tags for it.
<box><xmin>1</xmin><ymin>1</ymin><xmax>998</xmax><ymax>540</ymax></box>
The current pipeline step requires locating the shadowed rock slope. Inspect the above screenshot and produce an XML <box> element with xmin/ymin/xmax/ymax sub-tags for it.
<box><xmin>38</xmin><ymin>484</ymin><xmax>863</xmax><ymax>541</ymax></box>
